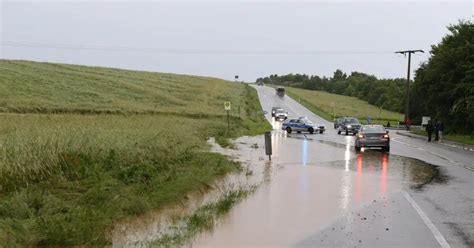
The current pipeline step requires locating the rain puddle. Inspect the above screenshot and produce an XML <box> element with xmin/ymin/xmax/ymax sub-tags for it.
<box><xmin>111</xmin><ymin>130</ymin><xmax>447</xmax><ymax>247</ymax></box>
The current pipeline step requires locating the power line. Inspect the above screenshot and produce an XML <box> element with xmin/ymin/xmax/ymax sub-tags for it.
<box><xmin>1</xmin><ymin>40</ymin><xmax>395</xmax><ymax>56</ymax></box>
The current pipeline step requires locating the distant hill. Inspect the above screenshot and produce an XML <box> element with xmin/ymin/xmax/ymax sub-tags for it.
<box><xmin>0</xmin><ymin>60</ymin><xmax>243</xmax><ymax>116</ymax></box>
<box><xmin>285</xmin><ymin>86</ymin><xmax>404</xmax><ymax>122</ymax></box>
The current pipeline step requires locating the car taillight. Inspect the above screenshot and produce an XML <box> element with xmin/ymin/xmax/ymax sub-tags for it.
<box><xmin>383</xmin><ymin>134</ymin><xmax>389</xmax><ymax>138</ymax></box>
<box><xmin>358</xmin><ymin>134</ymin><xmax>365</xmax><ymax>138</ymax></box>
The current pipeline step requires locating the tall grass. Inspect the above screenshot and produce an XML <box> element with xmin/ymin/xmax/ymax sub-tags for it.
<box><xmin>0</xmin><ymin>60</ymin><xmax>271</xmax><ymax>245</ymax></box>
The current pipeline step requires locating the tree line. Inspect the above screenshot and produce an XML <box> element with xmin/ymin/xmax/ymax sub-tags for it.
<box><xmin>256</xmin><ymin>20</ymin><xmax>473</xmax><ymax>134</ymax></box>
<box><xmin>256</xmin><ymin>70</ymin><xmax>406</xmax><ymax>114</ymax></box>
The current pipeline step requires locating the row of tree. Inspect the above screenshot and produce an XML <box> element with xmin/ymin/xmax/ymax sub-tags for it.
<box><xmin>256</xmin><ymin>70</ymin><xmax>407</xmax><ymax>114</ymax></box>
<box><xmin>411</xmin><ymin>20</ymin><xmax>473</xmax><ymax>134</ymax></box>
<box><xmin>256</xmin><ymin>20</ymin><xmax>473</xmax><ymax>134</ymax></box>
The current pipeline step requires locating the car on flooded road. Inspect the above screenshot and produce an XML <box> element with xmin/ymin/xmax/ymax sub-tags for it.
<box><xmin>271</xmin><ymin>107</ymin><xmax>288</xmax><ymax>120</ymax></box>
<box><xmin>282</xmin><ymin>117</ymin><xmax>325</xmax><ymax>134</ymax></box>
<box><xmin>355</xmin><ymin>125</ymin><xmax>390</xmax><ymax>152</ymax></box>
<box><xmin>337</xmin><ymin>117</ymin><xmax>361</xmax><ymax>135</ymax></box>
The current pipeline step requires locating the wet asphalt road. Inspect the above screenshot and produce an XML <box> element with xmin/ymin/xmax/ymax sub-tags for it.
<box><xmin>192</xmin><ymin>86</ymin><xmax>474</xmax><ymax>247</ymax></box>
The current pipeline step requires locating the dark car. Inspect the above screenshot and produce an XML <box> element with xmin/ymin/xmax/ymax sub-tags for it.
<box><xmin>276</xmin><ymin>87</ymin><xmax>285</xmax><ymax>97</ymax></box>
<box><xmin>334</xmin><ymin>117</ymin><xmax>345</xmax><ymax>129</ymax></box>
<box><xmin>355</xmin><ymin>125</ymin><xmax>390</xmax><ymax>152</ymax></box>
<box><xmin>337</xmin><ymin>117</ymin><xmax>361</xmax><ymax>135</ymax></box>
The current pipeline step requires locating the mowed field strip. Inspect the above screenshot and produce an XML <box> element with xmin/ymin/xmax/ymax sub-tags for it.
<box><xmin>284</xmin><ymin>86</ymin><xmax>404</xmax><ymax>123</ymax></box>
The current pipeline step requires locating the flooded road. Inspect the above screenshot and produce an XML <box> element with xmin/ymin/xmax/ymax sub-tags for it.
<box><xmin>114</xmin><ymin>85</ymin><xmax>473</xmax><ymax>247</ymax></box>
<box><xmin>191</xmin><ymin>126</ymin><xmax>445</xmax><ymax>247</ymax></box>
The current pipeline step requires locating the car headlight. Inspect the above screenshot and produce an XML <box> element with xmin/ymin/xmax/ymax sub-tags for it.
<box><xmin>347</xmin><ymin>125</ymin><xmax>352</xmax><ymax>128</ymax></box>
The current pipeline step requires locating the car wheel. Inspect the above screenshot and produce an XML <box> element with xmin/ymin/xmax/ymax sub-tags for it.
<box><xmin>337</xmin><ymin>130</ymin><xmax>341</xmax><ymax>135</ymax></box>
<box><xmin>297</xmin><ymin>131</ymin><xmax>301</xmax><ymax>133</ymax></box>
<box><xmin>383</xmin><ymin>146</ymin><xmax>390</xmax><ymax>153</ymax></box>
<box><xmin>286</xmin><ymin>127</ymin><xmax>292</xmax><ymax>134</ymax></box>
<box><xmin>355</xmin><ymin>146</ymin><xmax>361</xmax><ymax>152</ymax></box>
<box><xmin>319</xmin><ymin>130</ymin><xmax>324</xmax><ymax>134</ymax></box>
<box><xmin>309</xmin><ymin>127</ymin><xmax>314</xmax><ymax>134</ymax></box>
<box><xmin>334</xmin><ymin>124</ymin><xmax>337</xmax><ymax>129</ymax></box>
<box><xmin>345</xmin><ymin>131</ymin><xmax>349</xmax><ymax>135</ymax></box>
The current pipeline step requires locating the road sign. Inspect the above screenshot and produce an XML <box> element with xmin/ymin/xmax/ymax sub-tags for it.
<box><xmin>330</xmin><ymin>102</ymin><xmax>335</xmax><ymax>107</ymax></box>
<box><xmin>224</xmin><ymin>101</ymin><xmax>231</xmax><ymax>111</ymax></box>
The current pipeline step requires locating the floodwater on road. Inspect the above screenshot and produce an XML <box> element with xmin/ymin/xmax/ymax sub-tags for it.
<box><xmin>190</xmin><ymin>127</ymin><xmax>447</xmax><ymax>247</ymax></box>
<box><xmin>112</xmin><ymin>122</ymin><xmax>447</xmax><ymax>247</ymax></box>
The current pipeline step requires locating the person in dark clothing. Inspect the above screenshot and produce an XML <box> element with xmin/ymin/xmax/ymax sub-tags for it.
<box><xmin>434</xmin><ymin>119</ymin><xmax>439</xmax><ymax>141</ymax></box>
<box><xmin>426</xmin><ymin>120</ymin><xmax>434</xmax><ymax>142</ymax></box>
<box><xmin>437</xmin><ymin>120</ymin><xmax>444</xmax><ymax>142</ymax></box>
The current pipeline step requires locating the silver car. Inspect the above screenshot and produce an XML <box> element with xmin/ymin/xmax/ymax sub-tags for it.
<box><xmin>282</xmin><ymin>117</ymin><xmax>325</xmax><ymax>134</ymax></box>
<box><xmin>355</xmin><ymin>125</ymin><xmax>390</xmax><ymax>152</ymax></box>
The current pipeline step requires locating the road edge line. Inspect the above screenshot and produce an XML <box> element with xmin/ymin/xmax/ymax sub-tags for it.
<box><xmin>403</xmin><ymin>191</ymin><xmax>451</xmax><ymax>248</ymax></box>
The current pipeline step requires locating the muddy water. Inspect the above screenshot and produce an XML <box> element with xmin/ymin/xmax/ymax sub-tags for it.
<box><xmin>112</xmin><ymin>124</ymin><xmax>444</xmax><ymax>247</ymax></box>
<box><xmin>190</xmin><ymin>129</ymin><xmax>444</xmax><ymax>247</ymax></box>
<box><xmin>111</xmin><ymin>136</ymin><xmax>270</xmax><ymax>247</ymax></box>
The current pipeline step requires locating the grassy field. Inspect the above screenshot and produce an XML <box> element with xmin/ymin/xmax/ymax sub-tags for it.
<box><xmin>284</xmin><ymin>87</ymin><xmax>404</xmax><ymax>123</ymax></box>
<box><xmin>0</xmin><ymin>60</ymin><xmax>247</xmax><ymax>116</ymax></box>
<box><xmin>0</xmin><ymin>60</ymin><xmax>270</xmax><ymax>245</ymax></box>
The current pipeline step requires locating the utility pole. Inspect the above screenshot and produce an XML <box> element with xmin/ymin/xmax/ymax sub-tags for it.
<box><xmin>395</xmin><ymin>49</ymin><xmax>424</xmax><ymax>130</ymax></box>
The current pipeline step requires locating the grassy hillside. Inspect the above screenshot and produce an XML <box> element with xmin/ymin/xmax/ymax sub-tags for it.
<box><xmin>285</xmin><ymin>86</ymin><xmax>404</xmax><ymax>123</ymax></box>
<box><xmin>0</xmin><ymin>60</ymin><xmax>245</xmax><ymax>116</ymax></box>
<box><xmin>0</xmin><ymin>60</ymin><xmax>270</xmax><ymax>245</ymax></box>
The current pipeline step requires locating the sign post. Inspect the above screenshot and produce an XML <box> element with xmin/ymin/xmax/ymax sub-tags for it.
<box><xmin>224</xmin><ymin>101</ymin><xmax>231</xmax><ymax>133</ymax></box>
<box><xmin>330</xmin><ymin>102</ymin><xmax>335</xmax><ymax>120</ymax></box>
<box><xmin>264</xmin><ymin>131</ymin><xmax>272</xmax><ymax>160</ymax></box>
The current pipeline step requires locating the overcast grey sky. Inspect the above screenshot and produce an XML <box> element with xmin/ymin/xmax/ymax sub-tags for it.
<box><xmin>1</xmin><ymin>1</ymin><xmax>472</xmax><ymax>81</ymax></box>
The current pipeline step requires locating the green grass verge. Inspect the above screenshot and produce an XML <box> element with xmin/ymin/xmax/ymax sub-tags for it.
<box><xmin>411</xmin><ymin>129</ymin><xmax>474</xmax><ymax>145</ymax></box>
<box><xmin>284</xmin><ymin>87</ymin><xmax>404</xmax><ymax>123</ymax></box>
<box><xmin>0</xmin><ymin>60</ymin><xmax>271</xmax><ymax>245</ymax></box>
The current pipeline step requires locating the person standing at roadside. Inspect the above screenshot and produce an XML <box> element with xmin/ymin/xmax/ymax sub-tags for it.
<box><xmin>437</xmin><ymin>120</ymin><xmax>444</xmax><ymax>142</ymax></box>
<box><xmin>426</xmin><ymin>120</ymin><xmax>434</xmax><ymax>142</ymax></box>
<box><xmin>434</xmin><ymin>119</ymin><xmax>439</xmax><ymax>141</ymax></box>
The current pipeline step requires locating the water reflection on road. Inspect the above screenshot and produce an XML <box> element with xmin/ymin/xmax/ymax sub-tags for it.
<box><xmin>192</xmin><ymin>128</ymin><xmax>442</xmax><ymax>247</ymax></box>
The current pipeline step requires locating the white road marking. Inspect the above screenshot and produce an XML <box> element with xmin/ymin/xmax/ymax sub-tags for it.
<box><xmin>403</xmin><ymin>191</ymin><xmax>451</xmax><ymax>248</ymax></box>
<box><xmin>392</xmin><ymin>138</ymin><xmax>474</xmax><ymax>171</ymax></box>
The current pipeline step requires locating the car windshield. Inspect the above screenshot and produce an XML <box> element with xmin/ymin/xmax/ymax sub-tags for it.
<box><xmin>304</xmin><ymin>120</ymin><xmax>314</xmax><ymax>125</ymax></box>
<box><xmin>346</xmin><ymin>118</ymin><xmax>360</xmax><ymax>124</ymax></box>
<box><xmin>276</xmin><ymin>109</ymin><xmax>285</xmax><ymax>113</ymax></box>
<box><xmin>362</xmin><ymin>126</ymin><xmax>386</xmax><ymax>133</ymax></box>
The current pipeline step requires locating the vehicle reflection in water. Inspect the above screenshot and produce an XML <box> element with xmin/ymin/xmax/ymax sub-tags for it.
<box><xmin>340</xmin><ymin>138</ymin><xmax>352</xmax><ymax>210</ymax></box>
<box><xmin>344</xmin><ymin>136</ymin><xmax>351</xmax><ymax>171</ymax></box>
<box><xmin>270</xmin><ymin>119</ymin><xmax>286</xmax><ymax>159</ymax></box>
<box><xmin>355</xmin><ymin>153</ymin><xmax>363</xmax><ymax>204</ymax></box>
<box><xmin>184</xmin><ymin>132</ymin><xmax>444</xmax><ymax>247</ymax></box>
<box><xmin>381</xmin><ymin>153</ymin><xmax>388</xmax><ymax>196</ymax></box>
<box><xmin>302</xmin><ymin>137</ymin><xmax>308</xmax><ymax>166</ymax></box>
